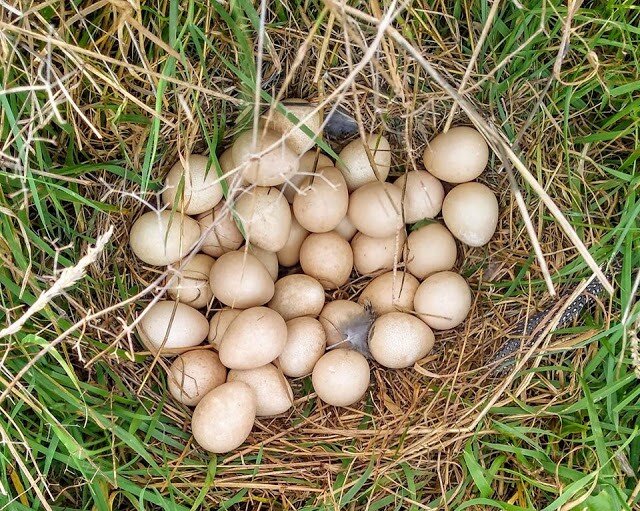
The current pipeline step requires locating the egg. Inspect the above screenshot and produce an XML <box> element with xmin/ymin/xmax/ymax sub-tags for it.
<box><xmin>167</xmin><ymin>350</ymin><xmax>227</xmax><ymax>406</ymax></box>
<box><xmin>405</xmin><ymin>223</ymin><xmax>457</xmax><ymax>279</ymax></box>
<box><xmin>442</xmin><ymin>182</ymin><xmax>499</xmax><ymax>247</ymax></box>
<box><xmin>227</xmin><ymin>364</ymin><xmax>293</xmax><ymax>416</ymax></box>
<box><xmin>337</xmin><ymin>134</ymin><xmax>391</xmax><ymax>191</ymax></box>
<box><xmin>393</xmin><ymin>170</ymin><xmax>445</xmax><ymax>223</ymax></box>
<box><xmin>218</xmin><ymin>148</ymin><xmax>248</xmax><ymax>190</ymax></box>
<box><xmin>368</xmin><ymin>312</ymin><xmax>434</xmax><ymax>369</ymax></box>
<box><xmin>162</xmin><ymin>154</ymin><xmax>224</xmax><ymax>215</ymax></box>
<box><xmin>191</xmin><ymin>381</ymin><xmax>256</xmax><ymax>453</ymax></box>
<box><xmin>293</xmin><ymin>166</ymin><xmax>349</xmax><ymax>233</ymax></box>
<box><xmin>246</xmin><ymin>245</ymin><xmax>279</xmax><ymax>281</ymax></box>
<box><xmin>422</xmin><ymin>126</ymin><xmax>489</xmax><ymax>183</ymax></box>
<box><xmin>166</xmin><ymin>254</ymin><xmax>215</xmax><ymax>309</ymax></box>
<box><xmin>351</xmin><ymin>229</ymin><xmax>406</xmax><ymax>275</ymax></box>
<box><xmin>413</xmin><ymin>271</ymin><xmax>472</xmax><ymax>330</ymax></box>
<box><xmin>276</xmin><ymin>214</ymin><xmax>309</xmax><ymax>267</ymax></box>
<box><xmin>319</xmin><ymin>300</ymin><xmax>366</xmax><ymax>346</ymax></box>
<box><xmin>358</xmin><ymin>271</ymin><xmax>419</xmax><ymax>314</ymax></box>
<box><xmin>299</xmin><ymin>232</ymin><xmax>353</xmax><ymax>290</ymax></box>
<box><xmin>209</xmin><ymin>251</ymin><xmax>275</xmax><ymax>308</ymax></box>
<box><xmin>268</xmin><ymin>274</ymin><xmax>325</xmax><ymax>321</ymax></box>
<box><xmin>137</xmin><ymin>301</ymin><xmax>209</xmax><ymax>354</ymax></box>
<box><xmin>264</xmin><ymin>99</ymin><xmax>322</xmax><ymax>154</ymax></box>
<box><xmin>234</xmin><ymin>187</ymin><xmax>292</xmax><ymax>252</ymax></box>
<box><xmin>278</xmin><ymin>317</ymin><xmax>327</xmax><ymax>377</ymax></box>
<box><xmin>218</xmin><ymin>306</ymin><xmax>287</xmax><ymax>369</ymax></box>
<box><xmin>208</xmin><ymin>308</ymin><xmax>242</xmax><ymax>349</ymax></box>
<box><xmin>232</xmin><ymin>129</ymin><xmax>299</xmax><ymax>186</ymax></box>
<box><xmin>129</xmin><ymin>211</ymin><xmax>201</xmax><ymax>266</ymax></box>
<box><xmin>197</xmin><ymin>202</ymin><xmax>244</xmax><ymax>258</ymax></box>
<box><xmin>334</xmin><ymin>215</ymin><xmax>357</xmax><ymax>241</ymax></box>
<box><xmin>281</xmin><ymin>151</ymin><xmax>334</xmax><ymax>203</ymax></box>
<box><xmin>312</xmin><ymin>349</ymin><xmax>370</xmax><ymax>407</ymax></box>
<box><xmin>348</xmin><ymin>182</ymin><xmax>403</xmax><ymax>238</ymax></box>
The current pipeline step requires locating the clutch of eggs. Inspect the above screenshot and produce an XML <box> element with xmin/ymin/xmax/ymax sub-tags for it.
<box><xmin>128</xmin><ymin>103</ymin><xmax>497</xmax><ymax>454</ymax></box>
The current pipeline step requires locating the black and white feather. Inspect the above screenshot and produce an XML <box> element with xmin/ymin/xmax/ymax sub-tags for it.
<box><xmin>326</xmin><ymin>302</ymin><xmax>376</xmax><ymax>359</ymax></box>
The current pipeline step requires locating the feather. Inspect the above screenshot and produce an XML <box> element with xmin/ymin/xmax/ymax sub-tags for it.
<box><xmin>326</xmin><ymin>302</ymin><xmax>376</xmax><ymax>358</ymax></box>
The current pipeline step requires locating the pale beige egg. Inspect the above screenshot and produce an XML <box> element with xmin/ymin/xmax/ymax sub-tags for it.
<box><xmin>268</xmin><ymin>274</ymin><xmax>325</xmax><ymax>321</ymax></box>
<box><xmin>368</xmin><ymin>312</ymin><xmax>434</xmax><ymax>369</ymax></box>
<box><xmin>334</xmin><ymin>215</ymin><xmax>357</xmax><ymax>241</ymax></box>
<box><xmin>209</xmin><ymin>251</ymin><xmax>275</xmax><ymax>308</ymax></box>
<box><xmin>422</xmin><ymin>126</ymin><xmax>489</xmax><ymax>183</ymax></box>
<box><xmin>280</xmin><ymin>150</ymin><xmax>334</xmax><ymax>204</ymax></box>
<box><xmin>197</xmin><ymin>202</ymin><xmax>244</xmax><ymax>258</ymax></box>
<box><xmin>348</xmin><ymin>182</ymin><xmax>403</xmax><ymax>238</ymax></box>
<box><xmin>293</xmin><ymin>166</ymin><xmax>349</xmax><ymax>233</ymax></box>
<box><xmin>299</xmin><ymin>232</ymin><xmax>353</xmax><ymax>290</ymax></box>
<box><xmin>208</xmin><ymin>308</ymin><xmax>242</xmax><ymax>349</ymax></box>
<box><xmin>319</xmin><ymin>300</ymin><xmax>366</xmax><ymax>346</ymax></box>
<box><xmin>218</xmin><ymin>148</ymin><xmax>249</xmax><ymax>190</ymax></box>
<box><xmin>218</xmin><ymin>307</ymin><xmax>287</xmax><ymax>369</ymax></box>
<box><xmin>168</xmin><ymin>350</ymin><xmax>227</xmax><ymax>406</ymax></box>
<box><xmin>351</xmin><ymin>229</ymin><xmax>406</xmax><ymax>275</ymax></box>
<box><xmin>405</xmin><ymin>223</ymin><xmax>457</xmax><ymax>279</ymax></box>
<box><xmin>276</xmin><ymin>214</ymin><xmax>309</xmax><ymax>267</ymax></box>
<box><xmin>232</xmin><ymin>129</ymin><xmax>299</xmax><ymax>186</ymax></box>
<box><xmin>162</xmin><ymin>154</ymin><xmax>224</xmax><ymax>215</ymax></box>
<box><xmin>227</xmin><ymin>364</ymin><xmax>293</xmax><ymax>417</ymax></box>
<box><xmin>130</xmin><ymin>211</ymin><xmax>201</xmax><ymax>266</ymax></box>
<box><xmin>191</xmin><ymin>381</ymin><xmax>256</xmax><ymax>453</ymax></box>
<box><xmin>234</xmin><ymin>187</ymin><xmax>291</xmax><ymax>252</ymax></box>
<box><xmin>166</xmin><ymin>254</ymin><xmax>215</xmax><ymax>309</ymax></box>
<box><xmin>394</xmin><ymin>170</ymin><xmax>445</xmax><ymax>223</ymax></box>
<box><xmin>137</xmin><ymin>301</ymin><xmax>209</xmax><ymax>354</ymax></box>
<box><xmin>413</xmin><ymin>271</ymin><xmax>472</xmax><ymax>330</ymax></box>
<box><xmin>278</xmin><ymin>317</ymin><xmax>327</xmax><ymax>377</ymax></box>
<box><xmin>442</xmin><ymin>182</ymin><xmax>499</xmax><ymax>247</ymax></box>
<box><xmin>246</xmin><ymin>245</ymin><xmax>279</xmax><ymax>281</ymax></box>
<box><xmin>358</xmin><ymin>271</ymin><xmax>419</xmax><ymax>314</ymax></box>
<box><xmin>312</xmin><ymin>349</ymin><xmax>370</xmax><ymax>407</ymax></box>
<box><xmin>337</xmin><ymin>134</ymin><xmax>391</xmax><ymax>191</ymax></box>
<box><xmin>264</xmin><ymin>99</ymin><xmax>322</xmax><ymax>154</ymax></box>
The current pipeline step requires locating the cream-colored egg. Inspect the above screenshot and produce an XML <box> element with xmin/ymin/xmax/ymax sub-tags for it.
<box><xmin>265</xmin><ymin>99</ymin><xmax>322</xmax><ymax>154</ymax></box>
<box><xmin>209</xmin><ymin>251</ymin><xmax>275</xmax><ymax>308</ymax></box>
<box><xmin>227</xmin><ymin>363</ymin><xmax>293</xmax><ymax>417</ymax></box>
<box><xmin>358</xmin><ymin>271</ymin><xmax>419</xmax><ymax>314</ymax></box>
<box><xmin>423</xmin><ymin>126</ymin><xmax>489</xmax><ymax>183</ymax></box>
<box><xmin>130</xmin><ymin>211</ymin><xmax>201</xmax><ymax>266</ymax></box>
<box><xmin>278</xmin><ymin>317</ymin><xmax>326</xmax><ymax>377</ymax></box>
<box><xmin>218</xmin><ymin>148</ymin><xmax>248</xmax><ymax>190</ymax></box>
<box><xmin>405</xmin><ymin>223</ymin><xmax>457</xmax><ymax>279</ymax></box>
<box><xmin>218</xmin><ymin>307</ymin><xmax>287</xmax><ymax>369</ymax></box>
<box><xmin>368</xmin><ymin>312</ymin><xmax>434</xmax><ymax>369</ymax></box>
<box><xmin>312</xmin><ymin>349</ymin><xmax>370</xmax><ymax>407</ymax></box>
<box><xmin>276</xmin><ymin>214</ymin><xmax>309</xmax><ymax>267</ymax></box>
<box><xmin>348</xmin><ymin>182</ymin><xmax>403</xmax><ymax>238</ymax></box>
<box><xmin>234</xmin><ymin>187</ymin><xmax>291</xmax><ymax>252</ymax></box>
<box><xmin>299</xmin><ymin>232</ymin><xmax>353</xmax><ymax>290</ymax></box>
<box><xmin>281</xmin><ymin>151</ymin><xmax>334</xmax><ymax>203</ymax></box>
<box><xmin>334</xmin><ymin>215</ymin><xmax>357</xmax><ymax>241</ymax></box>
<box><xmin>394</xmin><ymin>170</ymin><xmax>445</xmax><ymax>223</ymax></box>
<box><xmin>137</xmin><ymin>301</ymin><xmax>209</xmax><ymax>354</ymax></box>
<box><xmin>191</xmin><ymin>381</ymin><xmax>256</xmax><ymax>453</ymax></box>
<box><xmin>293</xmin><ymin>166</ymin><xmax>349</xmax><ymax>233</ymax></box>
<box><xmin>246</xmin><ymin>245</ymin><xmax>278</xmax><ymax>281</ymax></box>
<box><xmin>197</xmin><ymin>202</ymin><xmax>244</xmax><ymax>258</ymax></box>
<box><xmin>208</xmin><ymin>308</ymin><xmax>242</xmax><ymax>349</ymax></box>
<box><xmin>414</xmin><ymin>271</ymin><xmax>472</xmax><ymax>330</ymax></box>
<box><xmin>232</xmin><ymin>129</ymin><xmax>299</xmax><ymax>186</ymax></box>
<box><xmin>442</xmin><ymin>182</ymin><xmax>499</xmax><ymax>247</ymax></box>
<box><xmin>268</xmin><ymin>274</ymin><xmax>325</xmax><ymax>320</ymax></box>
<box><xmin>168</xmin><ymin>350</ymin><xmax>227</xmax><ymax>406</ymax></box>
<box><xmin>162</xmin><ymin>154</ymin><xmax>224</xmax><ymax>215</ymax></box>
<box><xmin>337</xmin><ymin>134</ymin><xmax>391</xmax><ymax>191</ymax></box>
<box><xmin>319</xmin><ymin>300</ymin><xmax>366</xmax><ymax>346</ymax></box>
<box><xmin>166</xmin><ymin>254</ymin><xmax>215</xmax><ymax>309</ymax></box>
<box><xmin>351</xmin><ymin>230</ymin><xmax>406</xmax><ymax>275</ymax></box>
